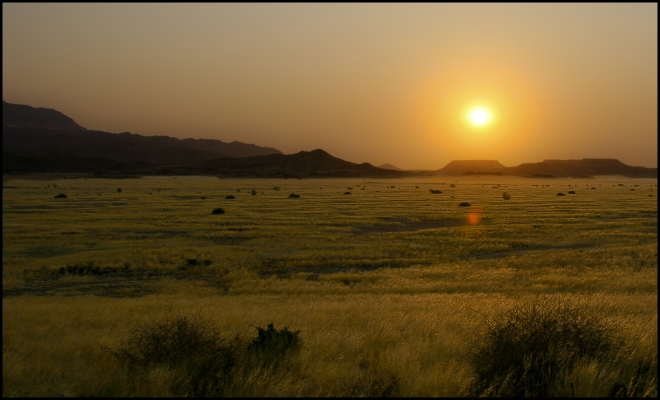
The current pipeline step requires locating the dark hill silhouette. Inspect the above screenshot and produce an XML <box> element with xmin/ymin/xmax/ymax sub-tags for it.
<box><xmin>3</xmin><ymin>101</ymin><xmax>85</xmax><ymax>130</ymax></box>
<box><xmin>504</xmin><ymin>159</ymin><xmax>656</xmax><ymax>178</ymax></box>
<box><xmin>2</xmin><ymin>148</ymin><xmax>408</xmax><ymax>178</ymax></box>
<box><xmin>2</xmin><ymin>100</ymin><xmax>282</xmax><ymax>165</ymax></box>
<box><xmin>433</xmin><ymin>158</ymin><xmax>656</xmax><ymax>178</ymax></box>
<box><xmin>184</xmin><ymin>149</ymin><xmax>409</xmax><ymax>178</ymax></box>
<box><xmin>378</xmin><ymin>163</ymin><xmax>403</xmax><ymax>171</ymax></box>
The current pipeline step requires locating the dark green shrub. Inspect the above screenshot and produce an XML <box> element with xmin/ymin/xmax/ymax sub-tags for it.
<box><xmin>344</xmin><ymin>191</ymin><xmax>352</xmax><ymax>195</ymax></box>
<box><xmin>502</xmin><ymin>192</ymin><xmax>511</xmax><ymax>200</ymax></box>
<box><xmin>469</xmin><ymin>297</ymin><xmax>618</xmax><ymax>397</ymax></box>
<box><xmin>430</xmin><ymin>189</ymin><xmax>442</xmax><ymax>194</ymax></box>
<box><xmin>458</xmin><ymin>202</ymin><xmax>471</xmax><ymax>207</ymax></box>
<box><xmin>225</xmin><ymin>195</ymin><xmax>235</xmax><ymax>199</ymax></box>
<box><xmin>557</xmin><ymin>192</ymin><xmax>566</xmax><ymax>196</ymax></box>
<box><xmin>568</xmin><ymin>190</ymin><xmax>576</xmax><ymax>194</ymax></box>
<box><xmin>288</xmin><ymin>193</ymin><xmax>300</xmax><ymax>198</ymax></box>
<box><xmin>117</xmin><ymin>188</ymin><xmax>122</xmax><ymax>193</ymax></box>
<box><xmin>450</xmin><ymin>184</ymin><xmax>456</xmax><ymax>188</ymax></box>
<box><xmin>212</xmin><ymin>208</ymin><xmax>225</xmax><ymax>214</ymax></box>
<box><xmin>251</xmin><ymin>189</ymin><xmax>257</xmax><ymax>195</ymax></box>
<box><xmin>54</xmin><ymin>193</ymin><xmax>67</xmax><ymax>198</ymax></box>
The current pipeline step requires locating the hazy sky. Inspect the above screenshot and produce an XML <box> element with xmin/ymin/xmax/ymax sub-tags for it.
<box><xmin>3</xmin><ymin>3</ymin><xmax>657</xmax><ymax>168</ymax></box>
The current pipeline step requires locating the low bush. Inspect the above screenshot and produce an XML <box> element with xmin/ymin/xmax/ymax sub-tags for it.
<box><xmin>245</xmin><ymin>323</ymin><xmax>302</xmax><ymax>369</ymax></box>
<box><xmin>468</xmin><ymin>296</ymin><xmax>619</xmax><ymax>397</ymax></box>
<box><xmin>568</xmin><ymin>190</ymin><xmax>576</xmax><ymax>194</ymax></box>
<box><xmin>458</xmin><ymin>202</ymin><xmax>471</xmax><ymax>207</ymax></box>
<box><xmin>502</xmin><ymin>192</ymin><xmax>511</xmax><ymax>200</ymax></box>
<box><xmin>344</xmin><ymin>192</ymin><xmax>352</xmax><ymax>195</ymax></box>
<box><xmin>288</xmin><ymin>193</ymin><xmax>300</xmax><ymax>198</ymax></box>
<box><xmin>430</xmin><ymin>189</ymin><xmax>442</xmax><ymax>194</ymax></box>
<box><xmin>108</xmin><ymin>313</ymin><xmax>239</xmax><ymax>396</ymax></box>
<box><xmin>251</xmin><ymin>189</ymin><xmax>257</xmax><ymax>195</ymax></box>
<box><xmin>212</xmin><ymin>208</ymin><xmax>225</xmax><ymax>214</ymax></box>
<box><xmin>117</xmin><ymin>188</ymin><xmax>122</xmax><ymax>193</ymax></box>
<box><xmin>556</xmin><ymin>192</ymin><xmax>566</xmax><ymax>196</ymax></box>
<box><xmin>225</xmin><ymin>195</ymin><xmax>236</xmax><ymax>199</ymax></box>
<box><xmin>108</xmin><ymin>316</ymin><xmax>303</xmax><ymax>397</ymax></box>
<box><xmin>54</xmin><ymin>193</ymin><xmax>67</xmax><ymax>198</ymax></box>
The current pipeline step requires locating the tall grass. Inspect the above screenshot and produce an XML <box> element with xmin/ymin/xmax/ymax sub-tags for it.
<box><xmin>2</xmin><ymin>175</ymin><xmax>656</xmax><ymax>396</ymax></box>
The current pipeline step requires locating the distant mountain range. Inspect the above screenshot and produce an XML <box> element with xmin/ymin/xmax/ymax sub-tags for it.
<box><xmin>2</xmin><ymin>101</ymin><xmax>656</xmax><ymax>178</ymax></box>
<box><xmin>431</xmin><ymin>159</ymin><xmax>656</xmax><ymax>178</ymax></box>
<box><xmin>2</xmin><ymin>101</ymin><xmax>282</xmax><ymax>165</ymax></box>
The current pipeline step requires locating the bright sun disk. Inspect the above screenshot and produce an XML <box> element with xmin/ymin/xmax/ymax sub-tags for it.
<box><xmin>469</xmin><ymin>108</ymin><xmax>491</xmax><ymax>126</ymax></box>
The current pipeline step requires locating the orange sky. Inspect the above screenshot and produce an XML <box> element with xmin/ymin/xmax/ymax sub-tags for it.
<box><xmin>3</xmin><ymin>3</ymin><xmax>657</xmax><ymax>169</ymax></box>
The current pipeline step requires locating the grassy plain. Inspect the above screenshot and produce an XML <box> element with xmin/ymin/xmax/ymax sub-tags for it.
<box><xmin>2</xmin><ymin>175</ymin><xmax>657</xmax><ymax>396</ymax></box>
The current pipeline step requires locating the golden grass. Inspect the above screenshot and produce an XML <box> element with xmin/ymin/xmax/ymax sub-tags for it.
<box><xmin>2</xmin><ymin>175</ymin><xmax>657</xmax><ymax>396</ymax></box>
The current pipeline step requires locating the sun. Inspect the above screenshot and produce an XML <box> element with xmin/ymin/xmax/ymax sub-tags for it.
<box><xmin>468</xmin><ymin>107</ymin><xmax>491</xmax><ymax>126</ymax></box>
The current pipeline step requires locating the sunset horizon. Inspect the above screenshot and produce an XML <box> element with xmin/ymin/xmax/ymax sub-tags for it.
<box><xmin>3</xmin><ymin>3</ymin><xmax>657</xmax><ymax>169</ymax></box>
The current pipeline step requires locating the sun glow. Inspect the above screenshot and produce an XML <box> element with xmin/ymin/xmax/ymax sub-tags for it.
<box><xmin>468</xmin><ymin>107</ymin><xmax>491</xmax><ymax>126</ymax></box>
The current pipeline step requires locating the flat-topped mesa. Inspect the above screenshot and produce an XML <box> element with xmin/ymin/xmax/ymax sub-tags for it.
<box><xmin>509</xmin><ymin>158</ymin><xmax>655</xmax><ymax>177</ymax></box>
<box><xmin>542</xmin><ymin>158</ymin><xmax>624</xmax><ymax>165</ymax></box>
<box><xmin>437</xmin><ymin>160</ymin><xmax>506</xmax><ymax>175</ymax></box>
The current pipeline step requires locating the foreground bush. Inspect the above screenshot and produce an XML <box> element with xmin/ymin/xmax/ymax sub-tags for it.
<box><xmin>246</xmin><ymin>323</ymin><xmax>302</xmax><ymax>369</ymax></box>
<box><xmin>108</xmin><ymin>313</ymin><xmax>239</xmax><ymax>396</ymax></box>
<box><xmin>108</xmin><ymin>315</ymin><xmax>302</xmax><ymax>397</ymax></box>
<box><xmin>468</xmin><ymin>296</ymin><xmax>619</xmax><ymax>397</ymax></box>
<box><xmin>212</xmin><ymin>208</ymin><xmax>225</xmax><ymax>214</ymax></box>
